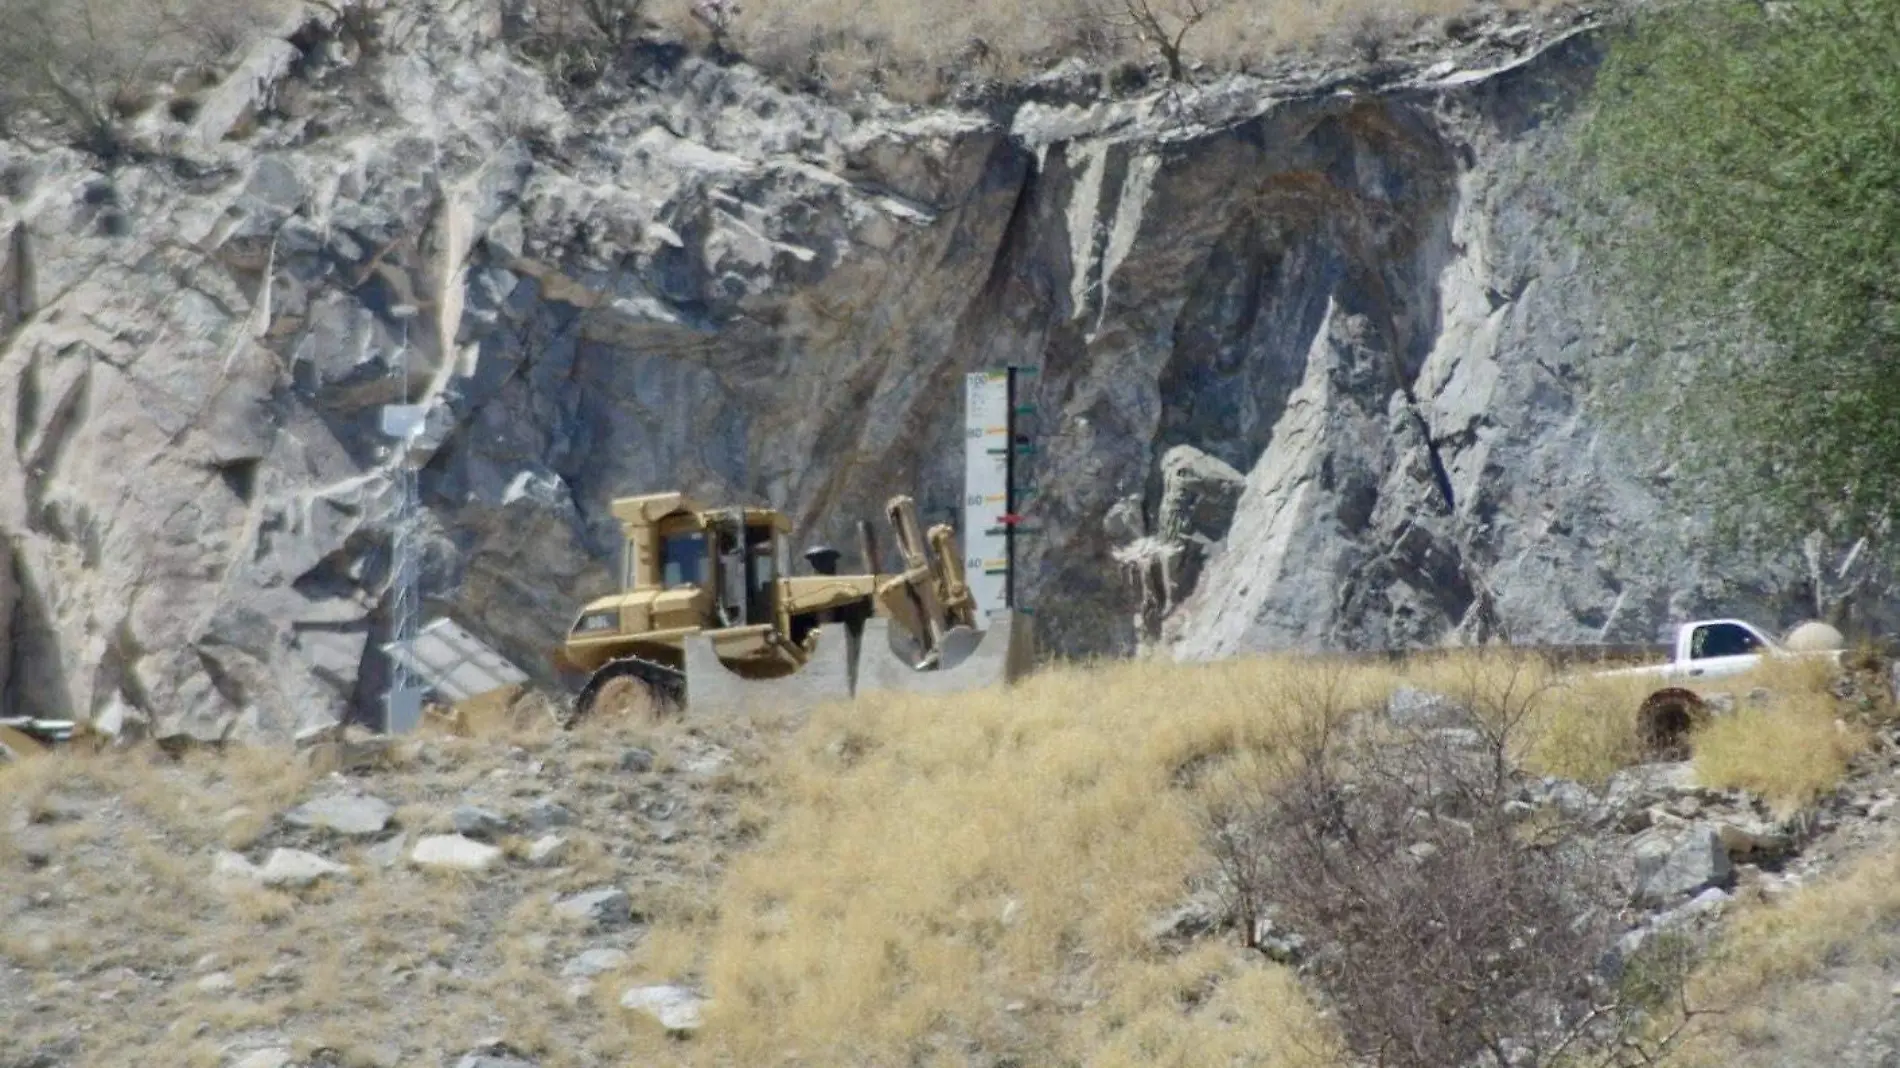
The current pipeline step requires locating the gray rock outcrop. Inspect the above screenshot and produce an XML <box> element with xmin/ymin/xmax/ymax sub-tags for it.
<box><xmin>0</xmin><ymin>1</ymin><xmax>1880</xmax><ymax>739</ymax></box>
<box><xmin>0</xmin><ymin>539</ymin><xmax>13</xmax><ymax>706</ymax></box>
<box><xmin>1114</xmin><ymin>445</ymin><xmax>1246</xmax><ymax>649</ymax></box>
<box><xmin>1631</xmin><ymin>824</ymin><xmax>1733</xmax><ymax>907</ymax></box>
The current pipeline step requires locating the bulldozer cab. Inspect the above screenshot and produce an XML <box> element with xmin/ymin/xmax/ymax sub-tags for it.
<box><xmin>708</xmin><ymin>509</ymin><xmax>781</xmax><ymax>628</ymax></box>
<box><xmin>626</xmin><ymin>497</ymin><xmax>789</xmax><ymax>627</ymax></box>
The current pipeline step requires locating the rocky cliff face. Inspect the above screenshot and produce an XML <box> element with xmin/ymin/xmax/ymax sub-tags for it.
<box><xmin>0</xmin><ymin>1</ymin><xmax>1869</xmax><ymax>740</ymax></box>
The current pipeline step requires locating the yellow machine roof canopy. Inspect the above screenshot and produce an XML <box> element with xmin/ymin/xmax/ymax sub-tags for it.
<box><xmin>608</xmin><ymin>493</ymin><xmax>792</xmax><ymax>533</ymax></box>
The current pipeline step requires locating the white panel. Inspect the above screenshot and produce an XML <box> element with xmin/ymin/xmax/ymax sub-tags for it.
<box><xmin>963</xmin><ymin>370</ymin><xmax>1012</xmax><ymax>619</ymax></box>
<box><xmin>382</xmin><ymin>617</ymin><xmax>529</xmax><ymax>706</ymax></box>
<box><xmin>379</xmin><ymin>403</ymin><xmax>427</xmax><ymax>440</ymax></box>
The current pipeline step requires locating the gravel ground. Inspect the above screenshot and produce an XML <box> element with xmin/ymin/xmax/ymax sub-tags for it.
<box><xmin>0</xmin><ymin>702</ymin><xmax>776</xmax><ymax>1068</ymax></box>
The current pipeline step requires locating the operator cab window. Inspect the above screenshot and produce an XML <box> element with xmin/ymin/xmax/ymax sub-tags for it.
<box><xmin>748</xmin><ymin>526</ymin><xmax>775</xmax><ymax>585</ymax></box>
<box><xmin>1691</xmin><ymin>622</ymin><xmax>1763</xmax><ymax>659</ymax></box>
<box><xmin>742</xmin><ymin>524</ymin><xmax>777</xmax><ymax>623</ymax></box>
<box><xmin>661</xmin><ymin>531</ymin><xmax>708</xmax><ymax>589</ymax></box>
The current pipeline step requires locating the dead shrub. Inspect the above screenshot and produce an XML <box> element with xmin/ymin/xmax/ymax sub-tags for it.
<box><xmin>1200</xmin><ymin>663</ymin><xmax>1701</xmax><ymax>1068</ymax></box>
<box><xmin>0</xmin><ymin>0</ymin><xmax>283</xmax><ymax>154</ymax></box>
<box><xmin>1077</xmin><ymin>0</ymin><xmax>1232</xmax><ymax>82</ymax></box>
<box><xmin>506</xmin><ymin>0</ymin><xmax>650</xmax><ymax>88</ymax></box>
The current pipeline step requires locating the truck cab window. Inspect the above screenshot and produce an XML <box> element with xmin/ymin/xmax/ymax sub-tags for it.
<box><xmin>1691</xmin><ymin>622</ymin><xmax>1762</xmax><ymax>659</ymax></box>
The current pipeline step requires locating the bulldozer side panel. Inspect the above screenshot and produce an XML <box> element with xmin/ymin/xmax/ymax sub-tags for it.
<box><xmin>562</xmin><ymin>631</ymin><xmax>693</xmax><ymax>674</ymax></box>
<box><xmin>702</xmin><ymin>623</ymin><xmax>810</xmax><ymax>673</ymax></box>
<box><xmin>568</xmin><ymin>618</ymin><xmax>807</xmax><ymax>678</ymax></box>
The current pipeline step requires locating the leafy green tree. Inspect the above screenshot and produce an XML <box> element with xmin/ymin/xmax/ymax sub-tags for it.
<box><xmin>1568</xmin><ymin>0</ymin><xmax>1900</xmax><ymax>567</ymax></box>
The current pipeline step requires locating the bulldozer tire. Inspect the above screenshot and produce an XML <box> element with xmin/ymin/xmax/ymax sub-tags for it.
<box><xmin>565</xmin><ymin>656</ymin><xmax>686</xmax><ymax>730</ymax></box>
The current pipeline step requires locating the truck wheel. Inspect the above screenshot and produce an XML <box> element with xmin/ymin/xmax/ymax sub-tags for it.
<box><xmin>1638</xmin><ymin>687</ymin><xmax>1710</xmax><ymax>761</ymax></box>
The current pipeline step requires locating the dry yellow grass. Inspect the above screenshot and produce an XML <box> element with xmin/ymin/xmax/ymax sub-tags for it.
<box><xmin>633</xmin><ymin>654</ymin><xmax>1385</xmax><ymax>1067</ymax></box>
<box><xmin>1398</xmin><ymin>650</ymin><xmax>1656</xmax><ymax>782</ymax></box>
<box><xmin>1659</xmin><ymin>837</ymin><xmax>1900</xmax><ymax>1066</ymax></box>
<box><xmin>0</xmin><ymin>739</ymin><xmax>318</xmax><ymax>848</ymax></box>
<box><xmin>1678</xmin><ymin>656</ymin><xmax>1870</xmax><ymax>815</ymax></box>
<box><xmin>627</xmin><ymin>643</ymin><xmax>1880</xmax><ymax>1067</ymax></box>
<box><xmin>644</xmin><ymin>0</ymin><xmax>1562</xmax><ymax>102</ymax></box>
<box><xmin>0</xmin><ymin>705</ymin><xmax>762</xmax><ymax>1068</ymax></box>
<box><xmin>0</xmin><ymin>638</ymin><xmax>1875</xmax><ymax>1067</ymax></box>
<box><xmin>1692</xmin><ymin>695</ymin><xmax>1868</xmax><ymax>816</ymax></box>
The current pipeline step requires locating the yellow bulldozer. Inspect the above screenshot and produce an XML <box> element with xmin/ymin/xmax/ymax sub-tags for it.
<box><xmin>554</xmin><ymin>490</ymin><xmax>1030</xmax><ymax>725</ymax></box>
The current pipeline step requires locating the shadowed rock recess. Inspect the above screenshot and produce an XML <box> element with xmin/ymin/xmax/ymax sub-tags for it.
<box><xmin>0</xmin><ymin>4</ymin><xmax>1865</xmax><ymax>740</ymax></box>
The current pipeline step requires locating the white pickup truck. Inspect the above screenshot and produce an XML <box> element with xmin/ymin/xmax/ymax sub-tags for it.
<box><xmin>1593</xmin><ymin>617</ymin><xmax>1844</xmax><ymax>683</ymax></box>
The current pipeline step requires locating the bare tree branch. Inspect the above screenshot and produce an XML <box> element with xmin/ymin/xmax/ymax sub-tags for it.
<box><xmin>1079</xmin><ymin>0</ymin><xmax>1229</xmax><ymax>81</ymax></box>
<box><xmin>1196</xmin><ymin>669</ymin><xmax>1711</xmax><ymax>1068</ymax></box>
<box><xmin>0</xmin><ymin>0</ymin><xmax>279</xmax><ymax>156</ymax></box>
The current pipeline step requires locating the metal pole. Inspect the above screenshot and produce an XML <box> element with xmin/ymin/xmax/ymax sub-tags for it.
<box><xmin>383</xmin><ymin>305</ymin><xmax>423</xmax><ymax>732</ymax></box>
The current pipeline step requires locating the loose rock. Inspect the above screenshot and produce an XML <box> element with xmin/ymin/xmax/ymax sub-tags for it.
<box><xmin>452</xmin><ymin>805</ymin><xmax>511</xmax><ymax>839</ymax></box>
<box><xmin>284</xmin><ymin>794</ymin><xmax>396</xmax><ymax>838</ymax></box>
<box><xmin>412</xmin><ymin>834</ymin><xmax>504</xmax><ymax>872</ymax></box>
<box><xmin>562</xmin><ymin>948</ymin><xmax>631</xmax><ymax>978</ymax></box>
<box><xmin>366</xmin><ymin>835</ymin><xmax>409</xmax><ymax>868</ymax></box>
<box><xmin>621</xmin><ymin>984</ymin><xmax>707</xmax><ymax>1032</ymax></box>
<box><xmin>526</xmin><ymin>834</ymin><xmax>568</xmax><ymax>867</ymax></box>
<box><xmin>259</xmin><ymin>848</ymin><xmax>352</xmax><ymax>889</ymax></box>
<box><xmin>556</xmin><ymin>888</ymin><xmax>632</xmax><ymax>928</ymax></box>
<box><xmin>1714</xmin><ymin>816</ymin><xmax>1795</xmax><ymax>863</ymax></box>
<box><xmin>525</xmin><ymin>799</ymin><xmax>573</xmax><ymax>831</ymax></box>
<box><xmin>1146</xmin><ymin>893</ymin><xmax>1222</xmax><ymax>943</ymax></box>
<box><xmin>211</xmin><ymin>851</ymin><xmax>260</xmax><ymax>885</ymax></box>
<box><xmin>1633</xmin><ymin>825</ymin><xmax>1732</xmax><ymax>907</ymax></box>
<box><xmin>195</xmin><ymin>972</ymin><xmax>236</xmax><ymax>995</ymax></box>
<box><xmin>14</xmin><ymin>829</ymin><xmax>54</xmax><ymax>868</ymax></box>
<box><xmin>1386</xmin><ymin>687</ymin><xmax>1467</xmax><ymax>728</ymax></box>
<box><xmin>1606</xmin><ymin>762</ymin><xmax>1702</xmax><ymax>811</ymax></box>
<box><xmin>454</xmin><ymin>1047</ymin><xmax>536</xmax><ymax>1068</ymax></box>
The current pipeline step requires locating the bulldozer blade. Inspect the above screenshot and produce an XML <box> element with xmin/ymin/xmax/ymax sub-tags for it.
<box><xmin>937</xmin><ymin>625</ymin><xmax>983</xmax><ymax>671</ymax></box>
<box><xmin>854</xmin><ymin>612</ymin><xmax>1033</xmax><ymax>700</ymax></box>
<box><xmin>682</xmin><ymin>623</ymin><xmax>857</xmax><ymax>717</ymax></box>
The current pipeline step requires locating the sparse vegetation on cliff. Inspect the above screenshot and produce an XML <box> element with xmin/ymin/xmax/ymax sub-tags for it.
<box><xmin>1575</xmin><ymin>0</ymin><xmax>1900</xmax><ymax>572</ymax></box>
<box><xmin>499</xmin><ymin>0</ymin><xmax>1566</xmax><ymax>102</ymax></box>
<box><xmin>0</xmin><ymin>0</ymin><xmax>286</xmax><ymax>153</ymax></box>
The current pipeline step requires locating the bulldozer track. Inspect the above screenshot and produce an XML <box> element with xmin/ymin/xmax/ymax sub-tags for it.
<box><xmin>565</xmin><ymin>655</ymin><xmax>687</xmax><ymax>730</ymax></box>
